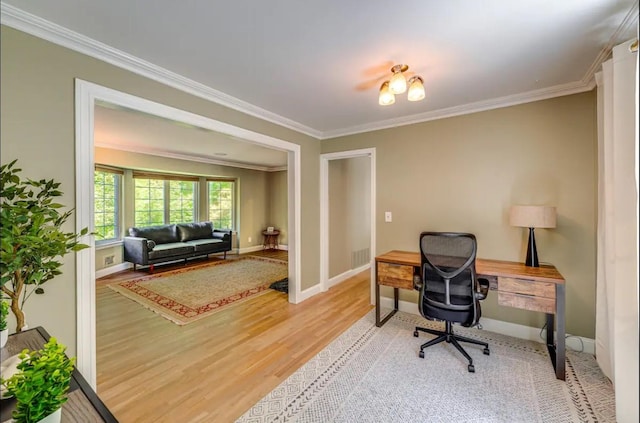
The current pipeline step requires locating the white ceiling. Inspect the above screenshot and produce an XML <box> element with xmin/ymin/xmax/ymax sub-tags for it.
<box><xmin>2</xmin><ymin>1</ymin><xmax>638</xmax><ymax>142</ymax></box>
<box><xmin>94</xmin><ymin>103</ymin><xmax>289</xmax><ymax>170</ymax></box>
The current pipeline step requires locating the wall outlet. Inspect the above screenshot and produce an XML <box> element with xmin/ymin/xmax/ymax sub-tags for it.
<box><xmin>104</xmin><ymin>255</ymin><xmax>115</xmax><ymax>266</ymax></box>
<box><xmin>385</xmin><ymin>211</ymin><xmax>392</xmax><ymax>222</ymax></box>
<box><xmin>248</xmin><ymin>237</ymin><xmax>252</xmax><ymax>243</ymax></box>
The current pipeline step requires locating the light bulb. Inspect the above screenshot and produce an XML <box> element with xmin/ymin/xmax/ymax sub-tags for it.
<box><xmin>389</xmin><ymin>65</ymin><xmax>407</xmax><ymax>94</ymax></box>
<box><xmin>378</xmin><ymin>81</ymin><xmax>395</xmax><ymax>106</ymax></box>
<box><xmin>407</xmin><ymin>76</ymin><xmax>425</xmax><ymax>102</ymax></box>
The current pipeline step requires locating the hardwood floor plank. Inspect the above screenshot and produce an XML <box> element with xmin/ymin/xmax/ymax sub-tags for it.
<box><xmin>97</xmin><ymin>253</ymin><xmax>372</xmax><ymax>422</ymax></box>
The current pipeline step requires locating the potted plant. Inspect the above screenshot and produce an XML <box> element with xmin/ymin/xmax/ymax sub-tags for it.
<box><xmin>0</xmin><ymin>160</ymin><xmax>88</xmax><ymax>332</ymax></box>
<box><xmin>0</xmin><ymin>300</ymin><xmax>8</xmax><ymax>348</ymax></box>
<box><xmin>1</xmin><ymin>337</ymin><xmax>75</xmax><ymax>423</ymax></box>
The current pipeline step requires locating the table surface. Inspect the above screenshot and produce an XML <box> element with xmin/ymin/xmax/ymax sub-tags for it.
<box><xmin>0</xmin><ymin>327</ymin><xmax>118</xmax><ymax>423</ymax></box>
<box><xmin>375</xmin><ymin>250</ymin><xmax>565</xmax><ymax>283</ymax></box>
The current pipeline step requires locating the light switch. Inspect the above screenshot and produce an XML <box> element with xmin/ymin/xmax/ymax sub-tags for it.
<box><xmin>385</xmin><ymin>211</ymin><xmax>392</xmax><ymax>222</ymax></box>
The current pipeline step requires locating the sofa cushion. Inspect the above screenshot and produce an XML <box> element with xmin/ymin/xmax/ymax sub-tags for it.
<box><xmin>177</xmin><ymin>222</ymin><xmax>214</xmax><ymax>242</ymax></box>
<box><xmin>148</xmin><ymin>242</ymin><xmax>194</xmax><ymax>260</ymax></box>
<box><xmin>129</xmin><ymin>225</ymin><xmax>178</xmax><ymax>245</ymax></box>
<box><xmin>185</xmin><ymin>238</ymin><xmax>223</xmax><ymax>253</ymax></box>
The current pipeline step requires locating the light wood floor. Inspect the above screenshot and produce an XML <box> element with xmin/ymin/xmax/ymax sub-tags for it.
<box><xmin>96</xmin><ymin>253</ymin><xmax>372</xmax><ymax>422</ymax></box>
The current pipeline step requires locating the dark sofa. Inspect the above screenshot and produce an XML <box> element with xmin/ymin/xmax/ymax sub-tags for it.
<box><xmin>123</xmin><ymin>222</ymin><xmax>232</xmax><ymax>271</ymax></box>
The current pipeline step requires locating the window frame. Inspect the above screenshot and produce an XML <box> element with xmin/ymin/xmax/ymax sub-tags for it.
<box><xmin>94</xmin><ymin>166</ymin><xmax>123</xmax><ymax>246</ymax></box>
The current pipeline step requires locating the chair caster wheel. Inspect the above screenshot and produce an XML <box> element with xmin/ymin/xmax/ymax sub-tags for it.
<box><xmin>483</xmin><ymin>348</ymin><xmax>490</xmax><ymax>355</ymax></box>
<box><xmin>468</xmin><ymin>364</ymin><xmax>475</xmax><ymax>373</ymax></box>
<box><xmin>413</xmin><ymin>331</ymin><xmax>419</xmax><ymax>337</ymax></box>
<box><xmin>419</xmin><ymin>351</ymin><xmax>425</xmax><ymax>359</ymax></box>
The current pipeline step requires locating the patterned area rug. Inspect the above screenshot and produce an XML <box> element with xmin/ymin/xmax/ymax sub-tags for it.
<box><xmin>237</xmin><ymin>310</ymin><xmax>615</xmax><ymax>423</ymax></box>
<box><xmin>108</xmin><ymin>257</ymin><xmax>287</xmax><ymax>325</ymax></box>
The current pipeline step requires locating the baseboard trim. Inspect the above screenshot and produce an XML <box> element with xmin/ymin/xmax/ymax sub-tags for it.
<box><xmin>278</xmin><ymin>244</ymin><xmax>288</xmax><ymax>251</ymax></box>
<box><xmin>237</xmin><ymin>245</ymin><xmax>266</xmax><ymax>254</ymax></box>
<box><xmin>327</xmin><ymin>264</ymin><xmax>371</xmax><ymax>289</ymax></box>
<box><xmin>379</xmin><ymin>297</ymin><xmax>595</xmax><ymax>355</ymax></box>
<box><xmin>297</xmin><ymin>283</ymin><xmax>323</xmax><ymax>303</ymax></box>
<box><xmin>95</xmin><ymin>262</ymin><xmax>132</xmax><ymax>279</ymax></box>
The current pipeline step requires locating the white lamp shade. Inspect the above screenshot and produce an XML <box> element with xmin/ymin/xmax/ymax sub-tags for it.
<box><xmin>389</xmin><ymin>71</ymin><xmax>407</xmax><ymax>94</ymax></box>
<box><xmin>509</xmin><ymin>205</ymin><xmax>557</xmax><ymax>228</ymax></box>
<box><xmin>407</xmin><ymin>77</ymin><xmax>425</xmax><ymax>101</ymax></box>
<box><xmin>378</xmin><ymin>82</ymin><xmax>395</xmax><ymax>106</ymax></box>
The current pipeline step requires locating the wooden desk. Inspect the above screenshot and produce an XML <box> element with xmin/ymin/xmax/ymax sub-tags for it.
<box><xmin>0</xmin><ymin>327</ymin><xmax>118</xmax><ymax>422</ymax></box>
<box><xmin>375</xmin><ymin>250</ymin><xmax>566</xmax><ymax>381</ymax></box>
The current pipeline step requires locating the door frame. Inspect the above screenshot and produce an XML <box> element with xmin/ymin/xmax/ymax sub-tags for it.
<box><xmin>75</xmin><ymin>79</ymin><xmax>302</xmax><ymax>389</ymax></box>
<box><xmin>319</xmin><ymin>148</ymin><xmax>376</xmax><ymax>303</ymax></box>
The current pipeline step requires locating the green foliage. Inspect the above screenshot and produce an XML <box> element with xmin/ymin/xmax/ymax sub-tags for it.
<box><xmin>1</xmin><ymin>337</ymin><xmax>75</xmax><ymax>423</ymax></box>
<box><xmin>1</xmin><ymin>160</ymin><xmax>89</xmax><ymax>331</ymax></box>
<box><xmin>0</xmin><ymin>301</ymin><xmax>8</xmax><ymax>331</ymax></box>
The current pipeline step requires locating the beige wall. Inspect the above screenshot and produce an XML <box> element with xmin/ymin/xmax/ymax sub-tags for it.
<box><xmin>93</xmin><ymin>147</ymin><xmax>281</xmax><ymax>271</ymax></box>
<box><xmin>328</xmin><ymin>157</ymin><xmax>371</xmax><ymax>278</ymax></box>
<box><xmin>0</xmin><ymin>26</ymin><xmax>320</xmax><ymax>353</ymax></box>
<box><xmin>266</xmin><ymin>170</ymin><xmax>288</xmax><ymax>246</ymax></box>
<box><xmin>322</xmin><ymin>92</ymin><xmax>598</xmax><ymax>339</ymax></box>
<box><xmin>329</xmin><ymin>160</ymin><xmax>351</xmax><ymax>277</ymax></box>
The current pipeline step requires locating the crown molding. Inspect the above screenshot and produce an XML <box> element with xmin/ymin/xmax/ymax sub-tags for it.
<box><xmin>321</xmin><ymin>79</ymin><xmax>595</xmax><ymax>139</ymax></box>
<box><xmin>0</xmin><ymin>2</ymin><xmax>323</xmax><ymax>140</ymax></box>
<box><xmin>95</xmin><ymin>142</ymin><xmax>286</xmax><ymax>172</ymax></box>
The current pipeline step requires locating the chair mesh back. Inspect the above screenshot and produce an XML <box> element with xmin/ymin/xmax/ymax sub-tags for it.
<box><xmin>420</xmin><ymin>233</ymin><xmax>477</xmax><ymax>309</ymax></box>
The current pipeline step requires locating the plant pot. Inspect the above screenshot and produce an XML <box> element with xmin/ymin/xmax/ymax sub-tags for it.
<box><xmin>37</xmin><ymin>408</ymin><xmax>61</xmax><ymax>423</ymax></box>
<box><xmin>0</xmin><ymin>329</ymin><xmax>7</xmax><ymax>348</ymax></box>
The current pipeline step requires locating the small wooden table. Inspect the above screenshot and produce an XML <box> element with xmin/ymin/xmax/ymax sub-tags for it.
<box><xmin>375</xmin><ymin>250</ymin><xmax>566</xmax><ymax>380</ymax></box>
<box><xmin>0</xmin><ymin>327</ymin><xmax>118</xmax><ymax>422</ymax></box>
<box><xmin>262</xmin><ymin>230</ymin><xmax>280</xmax><ymax>250</ymax></box>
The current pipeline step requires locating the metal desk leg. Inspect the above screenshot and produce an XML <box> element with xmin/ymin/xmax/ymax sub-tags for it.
<box><xmin>555</xmin><ymin>284</ymin><xmax>566</xmax><ymax>380</ymax></box>
<box><xmin>375</xmin><ymin>263</ymin><xmax>399</xmax><ymax>327</ymax></box>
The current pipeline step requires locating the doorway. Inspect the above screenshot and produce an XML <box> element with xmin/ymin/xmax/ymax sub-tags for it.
<box><xmin>75</xmin><ymin>79</ymin><xmax>302</xmax><ymax>389</ymax></box>
<box><xmin>320</xmin><ymin>148</ymin><xmax>376</xmax><ymax>303</ymax></box>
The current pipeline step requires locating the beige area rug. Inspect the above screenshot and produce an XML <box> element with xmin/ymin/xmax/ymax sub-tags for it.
<box><xmin>108</xmin><ymin>257</ymin><xmax>287</xmax><ymax>325</ymax></box>
<box><xmin>237</xmin><ymin>310</ymin><xmax>615</xmax><ymax>423</ymax></box>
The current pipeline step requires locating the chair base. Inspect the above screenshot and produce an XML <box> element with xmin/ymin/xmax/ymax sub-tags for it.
<box><xmin>414</xmin><ymin>321</ymin><xmax>490</xmax><ymax>372</ymax></box>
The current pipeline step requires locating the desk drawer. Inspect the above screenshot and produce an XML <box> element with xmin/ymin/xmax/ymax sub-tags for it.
<box><xmin>498</xmin><ymin>292</ymin><xmax>555</xmax><ymax>314</ymax></box>
<box><xmin>378</xmin><ymin>262</ymin><xmax>413</xmax><ymax>289</ymax></box>
<box><xmin>499</xmin><ymin>277</ymin><xmax>555</xmax><ymax>299</ymax></box>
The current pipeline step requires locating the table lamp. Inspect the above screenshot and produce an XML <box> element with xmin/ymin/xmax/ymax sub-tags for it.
<box><xmin>509</xmin><ymin>205</ymin><xmax>557</xmax><ymax>267</ymax></box>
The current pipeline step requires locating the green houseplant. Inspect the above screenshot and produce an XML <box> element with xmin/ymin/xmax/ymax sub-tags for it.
<box><xmin>0</xmin><ymin>160</ymin><xmax>88</xmax><ymax>332</ymax></box>
<box><xmin>1</xmin><ymin>337</ymin><xmax>75</xmax><ymax>423</ymax></box>
<box><xmin>1</xmin><ymin>300</ymin><xmax>8</xmax><ymax>347</ymax></box>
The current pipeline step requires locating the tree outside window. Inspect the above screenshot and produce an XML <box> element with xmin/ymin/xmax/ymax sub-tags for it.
<box><xmin>208</xmin><ymin>181</ymin><xmax>234</xmax><ymax>229</ymax></box>
<box><xmin>94</xmin><ymin>170</ymin><xmax>121</xmax><ymax>244</ymax></box>
<box><xmin>134</xmin><ymin>177</ymin><xmax>197</xmax><ymax>226</ymax></box>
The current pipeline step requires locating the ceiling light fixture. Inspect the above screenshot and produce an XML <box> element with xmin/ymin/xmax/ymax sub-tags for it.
<box><xmin>378</xmin><ymin>64</ymin><xmax>425</xmax><ymax>106</ymax></box>
<box><xmin>378</xmin><ymin>81</ymin><xmax>396</xmax><ymax>106</ymax></box>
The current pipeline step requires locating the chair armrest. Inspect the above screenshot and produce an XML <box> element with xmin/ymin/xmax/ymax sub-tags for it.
<box><xmin>413</xmin><ymin>274</ymin><xmax>423</xmax><ymax>291</ymax></box>
<box><xmin>476</xmin><ymin>278</ymin><xmax>490</xmax><ymax>300</ymax></box>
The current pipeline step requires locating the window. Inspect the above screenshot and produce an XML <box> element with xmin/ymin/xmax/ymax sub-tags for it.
<box><xmin>169</xmin><ymin>180</ymin><xmax>196</xmax><ymax>224</ymax></box>
<box><xmin>94</xmin><ymin>168</ymin><xmax>122</xmax><ymax>244</ymax></box>
<box><xmin>134</xmin><ymin>178</ymin><xmax>165</xmax><ymax>226</ymax></box>
<box><xmin>134</xmin><ymin>173</ymin><xmax>198</xmax><ymax>226</ymax></box>
<box><xmin>208</xmin><ymin>180</ymin><xmax>234</xmax><ymax>229</ymax></box>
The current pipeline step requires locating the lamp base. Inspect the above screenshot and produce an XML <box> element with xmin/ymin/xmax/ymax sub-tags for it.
<box><xmin>525</xmin><ymin>227</ymin><xmax>539</xmax><ymax>267</ymax></box>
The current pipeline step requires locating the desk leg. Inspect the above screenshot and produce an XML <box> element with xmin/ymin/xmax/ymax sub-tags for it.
<box><xmin>555</xmin><ymin>284</ymin><xmax>566</xmax><ymax>381</ymax></box>
<box><xmin>546</xmin><ymin>286</ymin><xmax>566</xmax><ymax>381</ymax></box>
<box><xmin>375</xmin><ymin>264</ymin><xmax>399</xmax><ymax>327</ymax></box>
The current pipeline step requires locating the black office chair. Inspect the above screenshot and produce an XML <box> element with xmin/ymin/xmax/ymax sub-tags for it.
<box><xmin>413</xmin><ymin>232</ymin><xmax>490</xmax><ymax>372</ymax></box>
